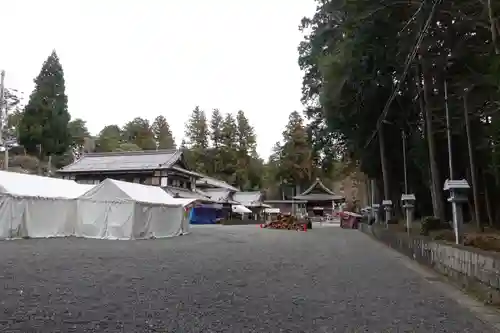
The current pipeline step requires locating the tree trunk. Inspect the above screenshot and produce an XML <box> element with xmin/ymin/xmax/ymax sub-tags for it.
<box><xmin>418</xmin><ymin>57</ymin><xmax>446</xmax><ymax>222</ymax></box>
<box><xmin>487</xmin><ymin>0</ymin><xmax>499</xmax><ymax>54</ymax></box>
<box><xmin>463</xmin><ymin>93</ymin><xmax>482</xmax><ymax>231</ymax></box>
<box><xmin>483</xmin><ymin>173</ymin><xmax>494</xmax><ymax>227</ymax></box>
<box><xmin>378</xmin><ymin>125</ymin><xmax>390</xmax><ymax>201</ymax></box>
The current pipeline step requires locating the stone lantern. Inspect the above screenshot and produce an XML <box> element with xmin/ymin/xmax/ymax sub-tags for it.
<box><xmin>443</xmin><ymin>179</ymin><xmax>470</xmax><ymax>244</ymax></box>
<box><xmin>372</xmin><ymin>203</ymin><xmax>380</xmax><ymax>224</ymax></box>
<box><xmin>401</xmin><ymin>193</ymin><xmax>416</xmax><ymax>233</ymax></box>
<box><xmin>382</xmin><ymin>200</ymin><xmax>393</xmax><ymax>225</ymax></box>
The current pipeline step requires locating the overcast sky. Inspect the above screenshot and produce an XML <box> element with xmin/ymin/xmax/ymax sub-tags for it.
<box><xmin>0</xmin><ymin>0</ymin><xmax>316</xmax><ymax>158</ymax></box>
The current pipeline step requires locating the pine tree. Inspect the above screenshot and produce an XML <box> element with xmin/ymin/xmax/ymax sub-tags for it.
<box><xmin>18</xmin><ymin>50</ymin><xmax>71</xmax><ymax>156</ymax></box>
<box><xmin>151</xmin><ymin>115</ymin><xmax>176</xmax><ymax>149</ymax></box>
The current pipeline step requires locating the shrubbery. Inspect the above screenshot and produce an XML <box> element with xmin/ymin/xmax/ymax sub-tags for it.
<box><xmin>420</xmin><ymin>216</ymin><xmax>450</xmax><ymax>236</ymax></box>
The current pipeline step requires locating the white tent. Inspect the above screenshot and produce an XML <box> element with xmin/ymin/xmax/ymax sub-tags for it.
<box><xmin>77</xmin><ymin>179</ymin><xmax>195</xmax><ymax>240</ymax></box>
<box><xmin>232</xmin><ymin>204</ymin><xmax>252</xmax><ymax>214</ymax></box>
<box><xmin>0</xmin><ymin>171</ymin><xmax>94</xmax><ymax>239</ymax></box>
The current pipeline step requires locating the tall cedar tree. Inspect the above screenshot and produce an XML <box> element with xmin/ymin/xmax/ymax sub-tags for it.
<box><xmin>210</xmin><ymin>109</ymin><xmax>223</xmax><ymax>148</ymax></box>
<box><xmin>219</xmin><ymin>113</ymin><xmax>238</xmax><ymax>185</ymax></box>
<box><xmin>235</xmin><ymin>110</ymin><xmax>257</xmax><ymax>189</ymax></box>
<box><xmin>184</xmin><ymin>106</ymin><xmax>210</xmax><ymax>173</ymax></box>
<box><xmin>279</xmin><ymin>111</ymin><xmax>313</xmax><ymax>190</ymax></box>
<box><xmin>210</xmin><ymin>109</ymin><xmax>224</xmax><ymax>175</ymax></box>
<box><xmin>151</xmin><ymin>115</ymin><xmax>176</xmax><ymax>149</ymax></box>
<box><xmin>299</xmin><ymin>0</ymin><xmax>500</xmax><ymax>224</ymax></box>
<box><xmin>19</xmin><ymin>51</ymin><xmax>71</xmax><ymax>156</ymax></box>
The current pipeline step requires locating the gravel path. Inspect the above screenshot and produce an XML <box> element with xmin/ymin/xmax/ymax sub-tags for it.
<box><xmin>0</xmin><ymin>224</ymin><xmax>495</xmax><ymax>332</ymax></box>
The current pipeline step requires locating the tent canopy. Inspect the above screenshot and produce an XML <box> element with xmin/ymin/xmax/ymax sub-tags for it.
<box><xmin>264</xmin><ymin>208</ymin><xmax>280</xmax><ymax>214</ymax></box>
<box><xmin>232</xmin><ymin>204</ymin><xmax>252</xmax><ymax>214</ymax></box>
<box><xmin>80</xmin><ymin>178</ymin><xmax>195</xmax><ymax>206</ymax></box>
<box><xmin>190</xmin><ymin>206</ymin><xmax>217</xmax><ymax>224</ymax></box>
<box><xmin>0</xmin><ymin>170</ymin><xmax>94</xmax><ymax>199</ymax></box>
<box><xmin>77</xmin><ymin>178</ymin><xmax>194</xmax><ymax>239</ymax></box>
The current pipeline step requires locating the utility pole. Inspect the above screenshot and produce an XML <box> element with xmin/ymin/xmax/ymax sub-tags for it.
<box><xmin>401</xmin><ymin>128</ymin><xmax>416</xmax><ymax>235</ymax></box>
<box><xmin>379</xmin><ymin>125</ymin><xmax>393</xmax><ymax>225</ymax></box>
<box><xmin>0</xmin><ymin>70</ymin><xmax>6</xmax><ymax>170</ymax></box>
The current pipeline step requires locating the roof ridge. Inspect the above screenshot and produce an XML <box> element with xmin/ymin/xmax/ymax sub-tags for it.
<box><xmin>299</xmin><ymin>178</ymin><xmax>336</xmax><ymax>196</ymax></box>
<box><xmin>235</xmin><ymin>190</ymin><xmax>262</xmax><ymax>194</ymax></box>
<box><xmin>58</xmin><ymin>149</ymin><xmax>183</xmax><ymax>173</ymax></box>
<box><xmin>83</xmin><ymin>149</ymin><xmax>179</xmax><ymax>157</ymax></box>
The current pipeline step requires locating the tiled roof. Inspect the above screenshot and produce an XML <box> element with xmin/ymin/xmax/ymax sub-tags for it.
<box><xmin>58</xmin><ymin>149</ymin><xmax>182</xmax><ymax>173</ymax></box>
<box><xmin>295</xmin><ymin>178</ymin><xmax>344</xmax><ymax>201</ymax></box>
<box><xmin>194</xmin><ymin>188</ymin><xmax>210</xmax><ymax>197</ymax></box>
<box><xmin>196</xmin><ymin>176</ymin><xmax>240</xmax><ymax>192</ymax></box>
<box><xmin>299</xmin><ymin>178</ymin><xmax>336</xmax><ymax>196</ymax></box>
<box><xmin>203</xmin><ymin>188</ymin><xmax>239</xmax><ymax>204</ymax></box>
<box><xmin>163</xmin><ymin>186</ymin><xmax>213</xmax><ymax>202</ymax></box>
<box><xmin>170</xmin><ymin>166</ymin><xmax>203</xmax><ymax>178</ymax></box>
<box><xmin>203</xmin><ymin>189</ymin><xmax>230</xmax><ymax>202</ymax></box>
<box><xmin>233</xmin><ymin>191</ymin><xmax>263</xmax><ymax>207</ymax></box>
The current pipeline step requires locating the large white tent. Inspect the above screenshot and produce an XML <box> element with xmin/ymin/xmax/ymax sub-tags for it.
<box><xmin>0</xmin><ymin>171</ymin><xmax>94</xmax><ymax>239</ymax></box>
<box><xmin>77</xmin><ymin>179</ymin><xmax>195</xmax><ymax>240</ymax></box>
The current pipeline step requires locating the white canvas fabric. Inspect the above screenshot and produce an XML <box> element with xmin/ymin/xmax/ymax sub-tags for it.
<box><xmin>77</xmin><ymin>179</ymin><xmax>194</xmax><ymax>240</ymax></box>
<box><xmin>0</xmin><ymin>171</ymin><xmax>95</xmax><ymax>239</ymax></box>
<box><xmin>0</xmin><ymin>170</ymin><xmax>93</xmax><ymax>198</ymax></box>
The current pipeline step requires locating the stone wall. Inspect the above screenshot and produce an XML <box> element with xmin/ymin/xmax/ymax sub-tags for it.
<box><xmin>359</xmin><ymin>223</ymin><xmax>500</xmax><ymax>305</ymax></box>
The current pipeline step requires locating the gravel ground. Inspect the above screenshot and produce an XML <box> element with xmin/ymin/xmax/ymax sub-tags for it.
<box><xmin>0</xmin><ymin>224</ymin><xmax>496</xmax><ymax>332</ymax></box>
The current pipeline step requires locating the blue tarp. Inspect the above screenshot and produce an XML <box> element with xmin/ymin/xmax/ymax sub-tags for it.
<box><xmin>190</xmin><ymin>206</ymin><xmax>218</xmax><ymax>224</ymax></box>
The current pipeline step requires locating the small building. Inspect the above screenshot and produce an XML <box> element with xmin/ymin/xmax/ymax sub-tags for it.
<box><xmin>233</xmin><ymin>191</ymin><xmax>269</xmax><ymax>220</ymax></box>
<box><xmin>57</xmin><ymin>149</ymin><xmax>211</xmax><ymax>202</ymax></box>
<box><xmin>263</xmin><ymin>200</ymin><xmax>307</xmax><ymax>216</ymax></box>
<box><xmin>293</xmin><ymin>178</ymin><xmax>344</xmax><ymax>216</ymax></box>
<box><xmin>196</xmin><ymin>176</ymin><xmax>240</xmax><ymax>203</ymax></box>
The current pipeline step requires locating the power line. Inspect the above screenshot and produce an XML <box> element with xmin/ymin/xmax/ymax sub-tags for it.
<box><xmin>363</xmin><ymin>0</ymin><xmax>442</xmax><ymax>149</ymax></box>
<box><xmin>397</xmin><ymin>1</ymin><xmax>425</xmax><ymax>36</ymax></box>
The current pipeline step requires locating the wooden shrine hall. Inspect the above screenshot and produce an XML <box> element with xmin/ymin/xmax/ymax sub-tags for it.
<box><xmin>293</xmin><ymin>178</ymin><xmax>345</xmax><ymax>216</ymax></box>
